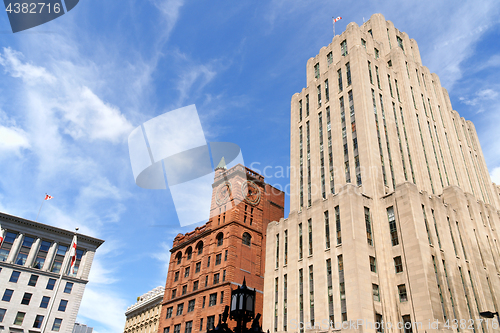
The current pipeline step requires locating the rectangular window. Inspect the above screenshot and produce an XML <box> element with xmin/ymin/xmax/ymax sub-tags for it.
<box><xmin>325</xmin><ymin>79</ymin><xmax>329</xmax><ymax>102</ymax></box>
<box><xmin>33</xmin><ymin>240</ymin><xmax>51</xmax><ymax>269</ymax></box>
<box><xmin>284</xmin><ymin>230</ymin><xmax>288</xmax><ymax>265</ymax></box>
<box><xmin>314</xmin><ymin>63</ymin><xmax>320</xmax><ymax>79</ymax></box>
<box><xmin>398</xmin><ymin>284</ymin><xmax>408</xmax><ymax>302</ymax></box>
<box><xmin>52</xmin><ymin>318</ymin><xmax>63</xmax><ymax>332</ymax></box>
<box><xmin>306</xmin><ymin>94</ymin><xmax>309</xmax><ymax>117</ymax></box>
<box><xmin>338</xmin><ymin>68</ymin><xmax>343</xmax><ymax>93</ymax></box>
<box><xmin>174</xmin><ymin>271</ymin><xmax>179</xmax><ymax>282</ymax></box>
<box><xmin>177</xmin><ymin>303</ymin><xmax>184</xmax><ymax>315</ymax></box>
<box><xmin>388</xmin><ymin>75</ymin><xmax>393</xmax><ymax>97</ymax></box>
<box><xmin>223</xmin><ymin>270</ymin><xmax>226</xmax><ymax>282</ymax></box>
<box><xmin>209</xmin><ymin>293</ymin><xmax>217</xmax><ymax>306</ymax></box>
<box><xmin>28</xmin><ymin>274</ymin><xmax>38</xmax><ymax>287</ymax></box>
<box><xmin>365</xmin><ymin>207</ymin><xmax>373</xmax><ymax>245</ymax></box>
<box><xmin>308</xmin><ymin>219</ymin><xmax>313</xmax><ymax>256</ymax></box>
<box><xmin>172</xmin><ymin>289</ymin><xmax>176</xmax><ymax>299</ymax></box>
<box><xmin>275</xmin><ymin>234</ymin><xmax>279</xmax><ymax>268</ymax></box>
<box><xmin>0</xmin><ymin>308</ymin><xmax>5</xmax><ymax>322</ymax></box>
<box><xmin>327</xmin><ymin>52</ymin><xmax>333</xmax><ymax>65</ymax></box>
<box><xmin>0</xmin><ymin>232</ymin><xmax>17</xmax><ymax>262</ymax></box>
<box><xmin>299</xmin><ymin>223</ymin><xmax>303</xmax><ymax>260</ymax></box>
<box><xmin>213</xmin><ymin>273</ymin><xmax>220</xmax><ymax>284</ymax></box>
<box><xmin>361</xmin><ymin>39</ymin><xmax>366</xmax><ymax>48</ymax></box>
<box><xmin>193</xmin><ymin>281</ymin><xmax>198</xmax><ymax>291</ymax></box>
<box><xmin>368</xmin><ymin>61</ymin><xmax>373</xmax><ymax>84</ymax></box>
<box><xmin>166</xmin><ymin>307</ymin><xmax>173</xmax><ymax>319</ymax></box>
<box><xmin>215</xmin><ymin>254</ymin><xmax>222</xmax><ymax>265</ymax></box>
<box><xmin>2</xmin><ymin>289</ymin><xmax>13</xmax><ymax>302</ymax></box>
<box><xmin>373</xmin><ymin>284</ymin><xmax>380</xmax><ymax>301</ymax></box>
<box><xmin>205</xmin><ymin>275</ymin><xmax>208</xmax><ymax>287</ymax></box>
<box><xmin>182</xmin><ymin>285</ymin><xmax>187</xmax><ymax>295</ymax></box>
<box><xmin>220</xmin><ymin>291</ymin><xmax>224</xmax><ymax>304</ymax></box>
<box><xmin>375</xmin><ymin>48</ymin><xmax>379</xmax><ymax>59</ymax></box>
<box><xmin>164</xmin><ymin>328</ymin><xmax>170</xmax><ymax>333</ymax></box>
<box><xmin>375</xmin><ymin>66</ymin><xmax>381</xmax><ymax>89</ymax></box>
<box><xmin>324</xmin><ymin>211</ymin><xmax>331</xmax><ymax>249</ymax></box>
<box><xmin>58</xmin><ymin>300</ymin><xmax>68</xmax><ymax>312</ymax></box>
<box><xmin>40</xmin><ymin>296</ymin><xmax>50</xmax><ymax>308</ymax></box>
<box><xmin>317</xmin><ymin>85</ymin><xmax>321</xmax><ymax>107</ymax></box>
<box><xmin>185</xmin><ymin>267</ymin><xmax>190</xmax><ymax>277</ymax></box>
<box><xmin>202</xmin><ymin>296</ymin><xmax>206</xmax><ymax>308</ymax></box>
<box><xmin>341</xmin><ymin>40</ymin><xmax>348</xmax><ymax>56</ymax></box>
<box><xmin>388</xmin><ymin>207</ymin><xmax>399</xmax><ymax>246</ymax></box>
<box><xmin>309</xmin><ymin>265</ymin><xmax>315</xmax><ymax>325</ymax></box>
<box><xmin>188</xmin><ymin>299</ymin><xmax>195</xmax><ymax>312</ymax></box>
<box><xmin>207</xmin><ymin>256</ymin><xmax>211</xmax><ymax>267</ymax></box>
<box><xmin>174</xmin><ymin>324</ymin><xmax>181</xmax><ymax>333</ymax></box>
<box><xmin>207</xmin><ymin>316</ymin><xmax>215</xmax><ymax>331</ymax></box>
<box><xmin>51</xmin><ymin>244</ymin><xmax>68</xmax><ymax>273</ymax></box>
<box><xmin>335</xmin><ymin>206</ymin><xmax>341</xmax><ymax>245</ymax></box>
<box><xmin>397</xmin><ymin>36</ymin><xmax>404</xmax><ymax>51</ymax></box>
<box><xmin>14</xmin><ymin>312</ymin><xmax>25</xmax><ymax>325</ymax></box>
<box><xmin>394</xmin><ymin>256</ymin><xmax>403</xmax><ymax>273</ymax></box>
<box><xmin>185</xmin><ymin>321</ymin><xmax>193</xmax><ymax>333</ymax></box>
<box><xmin>402</xmin><ymin>316</ymin><xmax>412</xmax><ymax>333</ymax></box>
<box><xmin>195</xmin><ymin>262</ymin><xmax>201</xmax><ymax>273</ymax></box>
<box><xmin>15</xmin><ymin>236</ymin><xmax>34</xmax><ymax>266</ymax></box>
<box><xmin>299</xmin><ymin>100</ymin><xmax>302</xmax><ymax>122</ymax></box>
<box><xmin>200</xmin><ymin>319</ymin><xmax>204</xmax><ymax>331</ymax></box>
<box><xmin>370</xmin><ymin>256</ymin><xmax>377</xmax><ymax>272</ymax></box>
<box><xmin>225</xmin><ymin>250</ymin><xmax>228</xmax><ymax>261</ymax></box>
<box><xmin>326</xmin><ymin>259</ymin><xmax>334</xmax><ymax>322</ymax></box>
<box><xmin>33</xmin><ymin>314</ymin><xmax>44</xmax><ymax>328</ymax></box>
<box><xmin>10</xmin><ymin>271</ymin><xmax>20</xmax><ymax>283</ymax></box>
<box><xmin>21</xmin><ymin>292</ymin><xmax>32</xmax><ymax>305</ymax></box>
<box><xmin>346</xmin><ymin>62</ymin><xmax>351</xmax><ymax>86</ymax></box>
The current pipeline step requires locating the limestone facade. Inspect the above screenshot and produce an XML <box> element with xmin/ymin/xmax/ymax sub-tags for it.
<box><xmin>124</xmin><ymin>286</ymin><xmax>165</xmax><ymax>333</ymax></box>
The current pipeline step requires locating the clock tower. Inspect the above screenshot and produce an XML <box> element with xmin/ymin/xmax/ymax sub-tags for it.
<box><xmin>158</xmin><ymin>161</ymin><xmax>285</xmax><ymax>333</ymax></box>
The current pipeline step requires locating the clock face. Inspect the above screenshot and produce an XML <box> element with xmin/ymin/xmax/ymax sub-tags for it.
<box><xmin>241</xmin><ymin>181</ymin><xmax>261</xmax><ymax>205</ymax></box>
<box><xmin>215</xmin><ymin>182</ymin><xmax>231</xmax><ymax>205</ymax></box>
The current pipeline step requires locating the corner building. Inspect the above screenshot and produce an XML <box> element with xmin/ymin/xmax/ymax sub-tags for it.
<box><xmin>264</xmin><ymin>13</ymin><xmax>500</xmax><ymax>333</ymax></box>
<box><xmin>158</xmin><ymin>164</ymin><xmax>284</xmax><ymax>333</ymax></box>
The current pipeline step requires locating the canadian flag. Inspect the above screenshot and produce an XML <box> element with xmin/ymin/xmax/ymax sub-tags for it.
<box><xmin>0</xmin><ymin>224</ymin><xmax>4</xmax><ymax>247</ymax></box>
<box><xmin>44</xmin><ymin>194</ymin><xmax>53</xmax><ymax>200</ymax></box>
<box><xmin>69</xmin><ymin>235</ymin><xmax>78</xmax><ymax>275</ymax></box>
<box><xmin>334</xmin><ymin>16</ymin><xmax>342</xmax><ymax>22</ymax></box>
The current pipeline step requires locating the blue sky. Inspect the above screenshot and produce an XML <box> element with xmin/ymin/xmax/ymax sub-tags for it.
<box><xmin>0</xmin><ymin>0</ymin><xmax>499</xmax><ymax>332</ymax></box>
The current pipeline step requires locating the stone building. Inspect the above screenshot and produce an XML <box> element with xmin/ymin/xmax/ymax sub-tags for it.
<box><xmin>124</xmin><ymin>286</ymin><xmax>165</xmax><ymax>333</ymax></box>
<box><xmin>0</xmin><ymin>211</ymin><xmax>104</xmax><ymax>332</ymax></box>
<box><xmin>157</xmin><ymin>163</ymin><xmax>285</xmax><ymax>333</ymax></box>
<box><xmin>264</xmin><ymin>13</ymin><xmax>500</xmax><ymax>333</ymax></box>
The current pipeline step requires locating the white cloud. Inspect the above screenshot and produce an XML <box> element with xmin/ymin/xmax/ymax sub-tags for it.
<box><xmin>0</xmin><ymin>47</ymin><xmax>55</xmax><ymax>84</ymax></box>
<box><xmin>151</xmin><ymin>241</ymin><xmax>171</xmax><ymax>280</ymax></box>
<box><xmin>0</xmin><ymin>125</ymin><xmax>30</xmax><ymax>154</ymax></box>
<box><xmin>490</xmin><ymin>167</ymin><xmax>500</xmax><ymax>185</ymax></box>
<box><xmin>459</xmin><ymin>88</ymin><xmax>499</xmax><ymax>107</ymax></box>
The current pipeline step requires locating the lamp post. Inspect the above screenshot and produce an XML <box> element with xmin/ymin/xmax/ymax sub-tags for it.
<box><xmin>479</xmin><ymin>311</ymin><xmax>500</xmax><ymax>326</ymax></box>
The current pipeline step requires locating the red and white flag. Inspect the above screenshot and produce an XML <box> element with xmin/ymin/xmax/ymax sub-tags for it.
<box><xmin>333</xmin><ymin>16</ymin><xmax>342</xmax><ymax>22</ymax></box>
<box><xmin>44</xmin><ymin>194</ymin><xmax>53</xmax><ymax>200</ymax></box>
<box><xmin>0</xmin><ymin>224</ymin><xmax>4</xmax><ymax>247</ymax></box>
<box><xmin>69</xmin><ymin>235</ymin><xmax>78</xmax><ymax>275</ymax></box>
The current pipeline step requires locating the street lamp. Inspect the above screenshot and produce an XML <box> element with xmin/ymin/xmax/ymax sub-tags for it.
<box><xmin>230</xmin><ymin>278</ymin><xmax>256</xmax><ymax>333</ymax></box>
<box><xmin>479</xmin><ymin>311</ymin><xmax>499</xmax><ymax>325</ymax></box>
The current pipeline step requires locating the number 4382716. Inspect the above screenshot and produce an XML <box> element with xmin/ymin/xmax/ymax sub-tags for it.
<box><xmin>6</xmin><ymin>3</ymin><xmax>61</xmax><ymax>14</ymax></box>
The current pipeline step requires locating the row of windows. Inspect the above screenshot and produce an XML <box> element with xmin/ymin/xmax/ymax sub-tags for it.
<box><xmin>3</xmin><ymin>270</ymin><xmax>73</xmax><ymax>293</ymax></box>
<box><xmin>166</xmin><ymin>291</ymin><xmax>224</xmax><ymax>319</ymax></box>
<box><xmin>171</xmin><ymin>270</ymin><xmax>226</xmax><ymax>299</ymax></box>
<box><xmin>174</xmin><ymin>251</ymin><xmax>229</xmax><ymax>281</ymax></box>
<box><xmin>2</xmin><ymin>288</ymin><xmax>70</xmax><ymax>311</ymax></box>
<box><xmin>163</xmin><ymin>315</ymin><xmax>218</xmax><ymax>333</ymax></box>
<box><xmin>0</xmin><ymin>309</ymin><xmax>63</xmax><ymax>330</ymax></box>
<box><xmin>175</xmin><ymin>233</ymin><xmax>252</xmax><ymax>265</ymax></box>
<box><xmin>0</xmin><ymin>231</ymin><xmax>84</xmax><ymax>275</ymax></box>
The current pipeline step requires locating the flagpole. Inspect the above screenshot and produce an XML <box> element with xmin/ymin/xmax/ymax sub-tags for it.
<box><xmin>333</xmin><ymin>16</ymin><xmax>335</xmax><ymax>36</ymax></box>
<box><xmin>35</xmin><ymin>201</ymin><xmax>44</xmax><ymax>222</ymax></box>
<box><xmin>40</xmin><ymin>228</ymin><xmax>78</xmax><ymax>333</ymax></box>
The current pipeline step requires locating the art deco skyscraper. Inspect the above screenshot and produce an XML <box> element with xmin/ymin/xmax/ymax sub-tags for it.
<box><xmin>264</xmin><ymin>13</ymin><xmax>500</xmax><ymax>333</ymax></box>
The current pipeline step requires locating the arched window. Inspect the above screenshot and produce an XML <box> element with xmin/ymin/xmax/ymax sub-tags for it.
<box><xmin>196</xmin><ymin>241</ymin><xmax>203</xmax><ymax>255</ymax></box>
<box><xmin>242</xmin><ymin>232</ymin><xmax>251</xmax><ymax>246</ymax></box>
<box><xmin>175</xmin><ymin>252</ymin><xmax>182</xmax><ymax>265</ymax></box>
<box><xmin>216</xmin><ymin>233</ymin><xmax>224</xmax><ymax>246</ymax></box>
<box><xmin>186</xmin><ymin>247</ymin><xmax>193</xmax><ymax>260</ymax></box>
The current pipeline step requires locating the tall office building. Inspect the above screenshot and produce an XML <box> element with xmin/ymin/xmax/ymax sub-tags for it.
<box><xmin>157</xmin><ymin>163</ymin><xmax>284</xmax><ymax>333</ymax></box>
<box><xmin>264</xmin><ymin>13</ymin><xmax>500</xmax><ymax>333</ymax></box>
<box><xmin>0</xmin><ymin>211</ymin><xmax>104</xmax><ymax>332</ymax></box>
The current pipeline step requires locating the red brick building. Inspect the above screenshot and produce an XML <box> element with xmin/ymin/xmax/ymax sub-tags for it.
<box><xmin>158</xmin><ymin>163</ymin><xmax>285</xmax><ymax>333</ymax></box>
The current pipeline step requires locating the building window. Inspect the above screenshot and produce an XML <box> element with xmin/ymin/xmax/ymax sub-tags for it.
<box><xmin>398</xmin><ymin>284</ymin><xmax>408</xmax><ymax>302</ymax></box>
<box><xmin>317</xmin><ymin>85</ymin><xmax>322</xmax><ymax>107</ymax></box>
<box><xmin>225</xmin><ymin>250</ymin><xmax>228</xmax><ymax>261</ymax></box>
<box><xmin>40</xmin><ymin>296</ymin><xmax>50</xmax><ymax>308</ymax></box>
<box><xmin>207</xmin><ymin>316</ymin><xmax>215</xmax><ymax>330</ymax></box>
<box><xmin>33</xmin><ymin>314</ymin><xmax>44</xmax><ymax>328</ymax></box>
<box><xmin>185</xmin><ymin>321</ymin><xmax>193</xmax><ymax>333</ymax></box>
<box><xmin>33</xmin><ymin>240</ymin><xmax>51</xmax><ymax>269</ymax></box>
<box><xmin>21</xmin><ymin>292</ymin><xmax>32</xmax><ymax>305</ymax></box>
<box><xmin>375</xmin><ymin>66</ymin><xmax>381</xmax><ymax>89</ymax></box>
<box><xmin>174</xmin><ymin>271</ymin><xmax>179</xmax><ymax>282</ymax></box>
<box><xmin>402</xmin><ymin>315</ymin><xmax>412</xmax><ymax>333</ymax></box>
<box><xmin>361</xmin><ymin>39</ymin><xmax>366</xmax><ymax>48</ymax></box>
<box><xmin>51</xmin><ymin>245</ymin><xmax>68</xmax><ymax>273</ymax></box>
<box><xmin>327</xmin><ymin>52</ymin><xmax>333</xmax><ymax>65</ymax></box>
<box><xmin>284</xmin><ymin>230</ymin><xmax>288</xmax><ymax>265</ymax></box>
<box><xmin>368</xmin><ymin>61</ymin><xmax>373</xmax><ymax>84</ymax></box>
<box><xmin>309</xmin><ymin>265</ymin><xmax>315</xmax><ymax>325</ymax></box>
<box><xmin>365</xmin><ymin>207</ymin><xmax>373</xmax><ymax>245</ymax></box>
<box><xmin>207</xmin><ymin>256</ymin><xmax>211</xmax><ymax>267</ymax></box>
<box><xmin>209</xmin><ymin>293</ymin><xmax>217</xmax><ymax>306</ymax></box>
<box><xmin>374</xmin><ymin>48</ymin><xmax>379</xmax><ymax>59</ymax></box>
<box><xmin>195</xmin><ymin>262</ymin><xmax>201</xmax><ymax>273</ymax></box>
<box><xmin>223</xmin><ymin>270</ymin><xmax>226</xmax><ymax>281</ymax></box>
<box><xmin>188</xmin><ymin>299</ymin><xmax>195</xmax><ymax>312</ymax></box>
<box><xmin>314</xmin><ymin>63</ymin><xmax>320</xmax><ymax>79</ymax></box>
<box><xmin>346</xmin><ymin>62</ymin><xmax>351</xmax><ymax>86</ymax></box>
<box><xmin>0</xmin><ymin>231</ymin><xmax>17</xmax><ymax>262</ymax></box>
<box><xmin>242</xmin><ymin>232</ymin><xmax>251</xmax><ymax>246</ymax></box>
<box><xmin>375</xmin><ymin>314</ymin><xmax>383</xmax><ymax>333</ymax></box>
<box><xmin>9</xmin><ymin>271</ymin><xmax>20</xmax><ymax>283</ymax></box>
<box><xmin>341</xmin><ymin>40</ymin><xmax>348</xmax><ymax>56</ymax></box>
<box><xmin>182</xmin><ymin>285</ymin><xmax>187</xmax><ymax>295</ymax></box>
<box><xmin>0</xmin><ymin>308</ymin><xmax>5</xmax><ymax>322</ymax></box>
<box><xmin>184</xmin><ymin>267</ymin><xmax>190</xmax><ymax>278</ymax></box>
<box><xmin>2</xmin><ymin>289</ymin><xmax>13</xmax><ymax>302</ymax></box>
<box><xmin>202</xmin><ymin>296</ymin><xmax>206</xmax><ymax>308</ymax></box>
<box><xmin>216</xmin><ymin>233</ymin><xmax>223</xmax><ymax>246</ymax></box>
<box><xmin>172</xmin><ymin>289</ymin><xmax>177</xmax><ymax>299</ymax></box>
<box><xmin>338</xmin><ymin>68</ymin><xmax>343</xmax><ymax>92</ymax></box>
<box><xmin>368</xmin><ymin>29</ymin><xmax>372</xmax><ymax>36</ymax></box>
<box><xmin>16</xmin><ymin>236</ymin><xmax>34</xmax><ymax>265</ymax></box>
<box><xmin>220</xmin><ymin>291</ymin><xmax>224</xmax><ymax>304</ymax></box>
<box><xmin>370</xmin><ymin>256</ymin><xmax>377</xmax><ymax>272</ymax></box>
<box><xmin>205</xmin><ymin>275</ymin><xmax>208</xmax><ymax>287</ymax></box>
<box><xmin>28</xmin><ymin>274</ymin><xmax>39</xmax><ymax>287</ymax></box>
<box><xmin>166</xmin><ymin>307</ymin><xmax>173</xmax><ymax>319</ymax></box>
<box><xmin>275</xmin><ymin>234</ymin><xmax>279</xmax><ymax>268</ymax></box>
<box><xmin>193</xmin><ymin>281</ymin><xmax>199</xmax><ymax>291</ymax></box>
<box><xmin>62</xmin><ymin>282</ymin><xmax>73</xmax><ymax>294</ymax></box>
<box><xmin>52</xmin><ymin>318</ymin><xmax>63</xmax><ymax>332</ymax></box>
<box><xmin>394</xmin><ymin>256</ymin><xmax>403</xmax><ymax>273</ymax></box>
<box><xmin>387</xmin><ymin>207</ymin><xmax>399</xmax><ymax>246</ymax></box>
<box><xmin>196</xmin><ymin>241</ymin><xmax>203</xmax><ymax>255</ymax></box>
<box><xmin>164</xmin><ymin>328</ymin><xmax>170</xmax><ymax>333</ymax></box>
<box><xmin>397</xmin><ymin>36</ymin><xmax>404</xmax><ymax>51</ymax></box>
<box><xmin>325</xmin><ymin>79</ymin><xmax>329</xmax><ymax>102</ymax></box>
<box><xmin>298</xmin><ymin>223</ymin><xmax>303</xmax><ymax>260</ymax></box>
<box><xmin>306</xmin><ymin>94</ymin><xmax>309</xmax><ymax>117</ymax></box>
<box><xmin>58</xmin><ymin>300</ymin><xmax>68</xmax><ymax>312</ymax></box>
<box><xmin>308</xmin><ymin>219</ymin><xmax>313</xmax><ymax>256</ymax></box>
<box><xmin>200</xmin><ymin>319</ymin><xmax>204</xmax><ymax>331</ymax></box>
<box><xmin>335</xmin><ymin>206</ymin><xmax>341</xmax><ymax>245</ymax></box>
<box><xmin>174</xmin><ymin>324</ymin><xmax>181</xmax><ymax>333</ymax></box>
<box><xmin>324</xmin><ymin>211</ymin><xmax>331</xmax><ymax>249</ymax></box>
<box><xmin>372</xmin><ymin>284</ymin><xmax>380</xmax><ymax>301</ymax></box>
<box><xmin>177</xmin><ymin>303</ymin><xmax>184</xmax><ymax>315</ymax></box>
<box><xmin>14</xmin><ymin>312</ymin><xmax>25</xmax><ymax>325</ymax></box>
<box><xmin>186</xmin><ymin>247</ymin><xmax>192</xmax><ymax>260</ymax></box>
<box><xmin>213</xmin><ymin>273</ymin><xmax>220</xmax><ymax>284</ymax></box>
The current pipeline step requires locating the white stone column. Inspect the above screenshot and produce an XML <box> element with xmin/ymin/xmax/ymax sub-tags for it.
<box><xmin>26</xmin><ymin>238</ymin><xmax>40</xmax><ymax>268</ymax></box>
<box><xmin>44</xmin><ymin>241</ymin><xmax>58</xmax><ymax>271</ymax></box>
<box><xmin>7</xmin><ymin>233</ymin><xmax>23</xmax><ymax>263</ymax></box>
